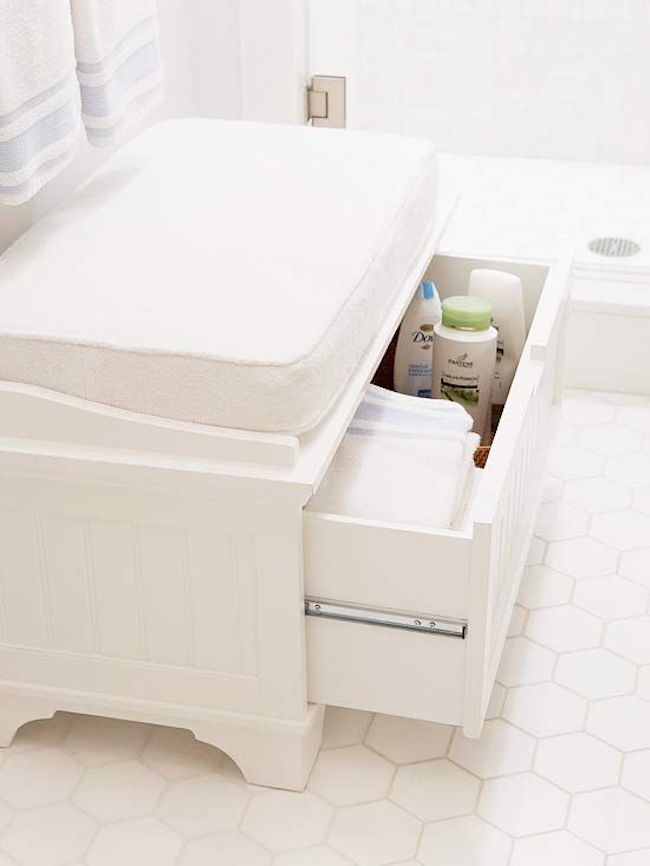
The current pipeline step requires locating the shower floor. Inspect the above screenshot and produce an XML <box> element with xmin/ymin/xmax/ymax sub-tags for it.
<box><xmin>0</xmin><ymin>388</ymin><xmax>648</xmax><ymax>865</ymax></box>
<box><xmin>438</xmin><ymin>153</ymin><xmax>650</xmax><ymax>396</ymax></box>
<box><xmin>437</xmin><ymin>153</ymin><xmax>650</xmax><ymax>274</ymax></box>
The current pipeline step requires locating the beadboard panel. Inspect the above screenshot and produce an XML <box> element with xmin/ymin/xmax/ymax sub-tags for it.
<box><xmin>0</xmin><ymin>512</ymin><xmax>48</xmax><ymax>649</ymax></box>
<box><xmin>0</xmin><ymin>475</ymin><xmax>306</xmax><ymax>718</ymax></box>
<box><xmin>40</xmin><ymin>515</ymin><xmax>95</xmax><ymax>655</ymax></box>
<box><xmin>0</xmin><ymin>510</ymin><xmax>260</xmax><ymax>675</ymax></box>
<box><xmin>87</xmin><ymin>521</ymin><xmax>142</xmax><ymax>661</ymax></box>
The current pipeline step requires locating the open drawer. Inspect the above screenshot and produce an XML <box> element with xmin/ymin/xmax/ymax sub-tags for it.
<box><xmin>303</xmin><ymin>252</ymin><xmax>571</xmax><ymax>737</ymax></box>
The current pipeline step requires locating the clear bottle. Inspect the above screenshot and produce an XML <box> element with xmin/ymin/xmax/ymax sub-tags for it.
<box><xmin>432</xmin><ymin>296</ymin><xmax>498</xmax><ymax>441</ymax></box>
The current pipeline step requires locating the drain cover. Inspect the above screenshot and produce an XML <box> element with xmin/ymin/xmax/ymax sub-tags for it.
<box><xmin>587</xmin><ymin>237</ymin><xmax>641</xmax><ymax>258</ymax></box>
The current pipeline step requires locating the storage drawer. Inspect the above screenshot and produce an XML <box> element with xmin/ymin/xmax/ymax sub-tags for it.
<box><xmin>304</xmin><ymin>251</ymin><xmax>571</xmax><ymax>736</ymax></box>
<box><xmin>307</xmin><ymin>617</ymin><xmax>465</xmax><ymax>726</ymax></box>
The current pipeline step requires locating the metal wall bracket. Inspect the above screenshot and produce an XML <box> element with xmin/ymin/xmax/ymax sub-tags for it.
<box><xmin>307</xmin><ymin>76</ymin><xmax>346</xmax><ymax>128</ymax></box>
<box><xmin>305</xmin><ymin>598</ymin><xmax>467</xmax><ymax>639</ymax></box>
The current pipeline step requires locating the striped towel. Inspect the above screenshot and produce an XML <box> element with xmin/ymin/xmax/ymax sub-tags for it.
<box><xmin>0</xmin><ymin>0</ymin><xmax>163</xmax><ymax>206</ymax></box>
<box><xmin>71</xmin><ymin>0</ymin><xmax>164</xmax><ymax>148</ymax></box>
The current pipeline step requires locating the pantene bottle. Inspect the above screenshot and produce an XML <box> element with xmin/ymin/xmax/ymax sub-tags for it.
<box><xmin>432</xmin><ymin>296</ymin><xmax>497</xmax><ymax>441</ymax></box>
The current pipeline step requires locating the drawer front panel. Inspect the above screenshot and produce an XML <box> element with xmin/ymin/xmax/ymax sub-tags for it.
<box><xmin>306</xmin><ymin>617</ymin><xmax>465</xmax><ymax>725</ymax></box>
<box><xmin>304</xmin><ymin>513</ymin><xmax>471</xmax><ymax>619</ymax></box>
<box><xmin>485</xmin><ymin>369</ymin><xmax>549</xmax><ymax>677</ymax></box>
<box><xmin>488</xmin><ymin>257</ymin><xmax>570</xmax><ymax>655</ymax></box>
<box><xmin>465</xmin><ymin>254</ymin><xmax>571</xmax><ymax>732</ymax></box>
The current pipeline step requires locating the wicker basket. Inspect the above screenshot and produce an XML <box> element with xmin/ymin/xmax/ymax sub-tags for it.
<box><xmin>473</xmin><ymin>445</ymin><xmax>491</xmax><ymax>469</ymax></box>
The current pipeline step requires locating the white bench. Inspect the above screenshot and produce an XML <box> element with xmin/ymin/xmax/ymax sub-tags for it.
<box><xmin>0</xmin><ymin>121</ymin><xmax>569</xmax><ymax>789</ymax></box>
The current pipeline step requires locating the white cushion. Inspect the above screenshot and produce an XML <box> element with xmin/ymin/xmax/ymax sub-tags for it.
<box><xmin>0</xmin><ymin>119</ymin><xmax>438</xmax><ymax>433</ymax></box>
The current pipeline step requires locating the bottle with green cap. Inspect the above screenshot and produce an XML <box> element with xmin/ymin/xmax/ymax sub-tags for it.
<box><xmin>432</xmin><ymin>295</ymin><xmax>498</xmax><ymax>442</ymax></box>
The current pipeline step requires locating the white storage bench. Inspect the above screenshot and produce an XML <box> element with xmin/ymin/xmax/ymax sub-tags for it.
<box><xmin>0</xmin><ymin>120</ymin><xmax>570</xmax><ymax>790</ymax></box>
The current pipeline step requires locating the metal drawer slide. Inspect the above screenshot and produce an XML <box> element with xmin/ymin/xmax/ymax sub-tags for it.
<box><xmin>305</xmin><ymin>598</ymin><xmax>466</xmax><ymax>639</ymax></box>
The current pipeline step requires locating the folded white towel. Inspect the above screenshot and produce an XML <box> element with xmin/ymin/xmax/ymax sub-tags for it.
<box><xmin>366</xmin><ymin>384</ymin><xmax>468</xmax><ymax>415</ymax></box>
<box><xmin>0</xmin><ymin>0</ymin><xmax>162</xmax><ymax>205</ymax></box>
<box><xmin>356</xmin><ymin>387</ymin><xmax>473</xmax><ymax>434</ymax></box>
<box><xmin>310</xmin><ymin>424</ymin><xmax>479</xmax><ymax>529</ymax></box>
<box><xmin>310</xmin><ymin>386</ymin><xmax>479</xmax><ymax>530</ymax></box>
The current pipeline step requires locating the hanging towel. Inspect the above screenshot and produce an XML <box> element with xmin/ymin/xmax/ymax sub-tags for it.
<box><xmin>71</xmin><ymin>0</ymin><xmax>163</xmax><ymax>147</ymax></box>
<box><xmin>0</xmin><ymin>0</ymin><xmax>163</xmax><ymax>205</ymax></box>
<box><xmin>0</xmin><ymin>0</ymin><xmax>81</xmax><ymax>205</ymax></box>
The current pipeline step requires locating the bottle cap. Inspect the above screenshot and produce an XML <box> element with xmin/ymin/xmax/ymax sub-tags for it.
<box><xmin>441</xmin><ymin>295</ymin><xmax>492</xmax><ymax>331</ymax></box>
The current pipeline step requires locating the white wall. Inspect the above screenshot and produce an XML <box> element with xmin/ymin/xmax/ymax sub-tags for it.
<box><xmin>239</xmin><ymin>0</ymin><xmax>308</xmax><ymax>124</ymax></box>
<box><xmin>309</xmin><ymin>0</ymin><xmax>650</xmax><ymax>165</ymax></box>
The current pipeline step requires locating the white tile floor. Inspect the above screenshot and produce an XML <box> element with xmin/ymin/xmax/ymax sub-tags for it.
<box><xmin>0</xmin><ymin>389</ymin><xmax>649</xmax><ymax>866</ymax></box>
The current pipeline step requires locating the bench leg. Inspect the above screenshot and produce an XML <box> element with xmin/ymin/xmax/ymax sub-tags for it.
<box><xmin>191</xmin><ymin>703</ymin><xmax>325</xmax><ymax>791</ymax></box>
<box><xmin>0</xmin><ymin>694</ymin><xmax>56</xmax><ymax>748</ymax></box>
<box><xmin>0</xmin><ymin>688</ymin><xmax>324</xmax><ymax>791</ymax></box>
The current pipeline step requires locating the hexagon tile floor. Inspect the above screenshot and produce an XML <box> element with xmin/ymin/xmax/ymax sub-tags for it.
<box><xmin>1</xmin><ymin>389</ymin><xmax>650</xmax><ymax>866</ymax></box>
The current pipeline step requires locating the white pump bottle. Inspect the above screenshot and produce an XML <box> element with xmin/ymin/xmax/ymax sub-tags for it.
<box><xmin>468</xmin><ymin>269</ymin><xmax>526</xmax><ymax>406</ymax></box>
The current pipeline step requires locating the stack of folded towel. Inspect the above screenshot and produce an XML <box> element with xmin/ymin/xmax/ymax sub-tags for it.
<box><xmin>0</xmin><ymin>0</ymin><xmax>163</xmax><ymax>205</ymax></box>
<box><xmin>309</xmin><ymin>385</ymin><xmax>480</xmax><ymax>529</ymax></box>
